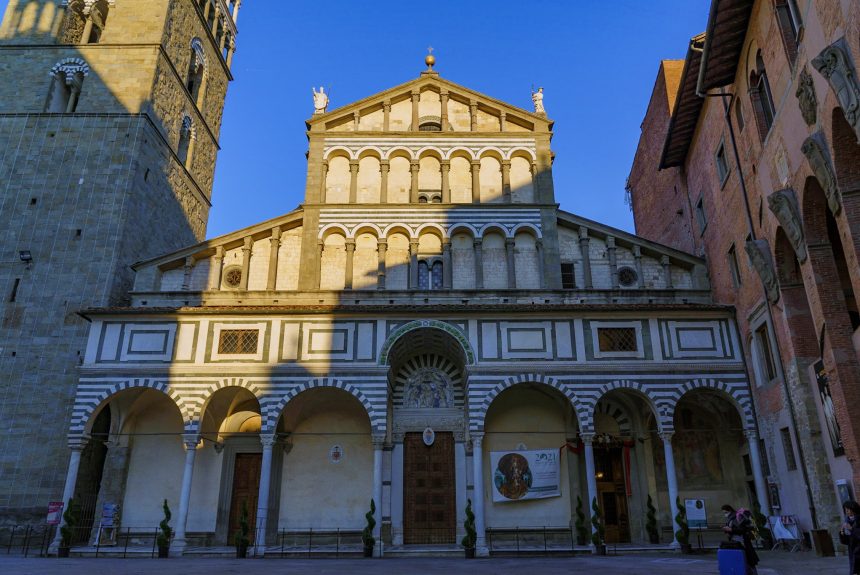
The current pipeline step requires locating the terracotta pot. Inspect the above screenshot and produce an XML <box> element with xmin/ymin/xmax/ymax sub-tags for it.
<box><xmin>58</xmin><ymin>547</ymin><xmax>70</xmax><ymax>558</ymax></box>
<box><xmin>236</xmin><ymin>543</ymin><xmax>248</xmax><ymax>558</ymax></box>
<box><xmin>363</xmin><ymin>545</ymin><xmax>374</xmax><ymax>558</ymax></box>
<box><xmin>593</xmin><ymin>543</ymin><xmax>607</xmax><ymax>556</ymax></box>
<box><xmin>680</xmin><ymin>542</ymin><xmax>693</xmax><ymax>554</ymax></box>
<box><xmin>465</xmin><ymin>547</ymin><xmax>476</xmax><ymax>558</ymax></box>
<box><xmin>157</xmin><ymin>545</ymin><xmax>170</xmax><ymax>558</ymax></box>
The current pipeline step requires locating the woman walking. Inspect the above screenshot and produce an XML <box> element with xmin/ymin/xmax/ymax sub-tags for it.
<box><xmin>841</xmin><ymin>500</ymin><xmax>860</xmax><ymax>575</ymax></box>
<box><xmin>722</xmin><ymin>504</ymin><xmax>760</xmax><ymax>575</ymax></box>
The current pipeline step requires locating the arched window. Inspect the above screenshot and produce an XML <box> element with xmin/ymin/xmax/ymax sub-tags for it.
<box><xmin>178</xmin><ymin>115</ymin><xmax>196</xmax><ymax>168</ymax></box>
<box><xmin>774</xmin><ymin>0</ymin><xmax>802</xmax><ymax>65</ymax></box>
<box><xmin>45</xmin><ymin>58</ymin><xmax>89</xmax><ymax>113</ymax></box>
<box><xmin>749</xmin><ymin>51</ymin><xmax>776</xmax><ymax>141</ymax></box>
<box><xmin>417</xmin><ymin>259</ymin><xmax>444</xmax><ymax>290</ymax></box>
<box><xmin>186</xmin><ymin>38</ymin><xmax>207</xmax><ymax>107</ymax></box>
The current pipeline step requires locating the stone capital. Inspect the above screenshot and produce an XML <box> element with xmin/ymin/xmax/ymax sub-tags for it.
<box><xmin>473</xmin><ymin>238</ymin><xmax>483</xmax><ymax>247</ymax></box>
<box><xmin>182</xmin><ymin>434</ymin><xmax>201</xmax><ymax>451</ymax></box>
<box><xmin>349</xmin><ymin>160</ymin><xmax>360</xmax><ymax>171</ymax></box>
<box><xmin>658</xmin><ymin>431</ymin><xmax>674</xmax><ymax>443</ymax></box>
<box><xmin>579</xmin><ymin>432</ymin><xmax>595</xmax><ymax>445</ymax></box>
<box><xmin>372</xmin><ymin>434</ymin><xmax>386</xmax><ymax>449</ymax></box>
<box><xmin>471</xmin><ymin>432</ymin><xmax>484</xmax><ymax>448</ymax></box>
<box><xmin>260</xmin><ymin>433</ymin><xmax>277</xmax><ymax>449</ymax></box>
<box><xmin>505</xmin><ymin>237</ymin><xmax>515</xmax><ymax>247</ymax></box>
<box><xmin>743</xmin><ymin>429</ymin><xmax>759</xmax><ymax>441</ymax></box>
<box><xmin>440</xmin><ymin>160</ymin><xmax>450</xmax><ymax>169</ymax></box>
<box><xmin>470</xmin><ymin>159</ymin><xmax>481</xmax><ymax>169</ymax></box>
<box><xmin>242</xmin><ymin>236</ymin><xmax>252</xmax><ymax>251</ymax></box>
<box><xmin>379</xmin><ymin>159</ymin><xmax>390</xmax><ymax>169</ymax></box>
<box><xmin>345</xmin><ymin>239</ymin><xmax>356</xmax><ymax>251</ymax></box>
<box><xmin>501</xmin><ymin>159</ymin><xmax>511</xmax><ymax>169</ymax></box>
<box><xmin>67</xmin><ymin>434</ymin><xmax>89</xmax><ymax>451</ymax></box>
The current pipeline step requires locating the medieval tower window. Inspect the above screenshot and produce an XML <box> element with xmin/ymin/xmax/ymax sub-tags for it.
<box><xmin>749</xmin><ymin>51</ymin><xmax>776</xmax><ymax>141</ymax></box>
<box><xmin>187</xmin><ymin>38</ymin><xmax>207</xmax><ymax>108</ymax></box>
<box><xmin>61</xmin><ymin>0</ymin><xmax>111</xmax><ymax>44</ymax></box>
<box><xmin>727</xmin><ymin>243</ymin><xmax>742</xmax><ymax>288</ymax></box>
<box><xmin>45</xmin><ymin>59</ymin><xmax>89</xmax><ymax>113</ymax></box>
<box><xmin>695</xmin><ymin>197</ymin><xmax>707</xmax><ymax>235</ymax></box>
<box><xmin>780</xmin><ymin>427</ymin><xmax>798</xmax><ymax>471</ymax></box>
<box><xmin>753</xmin><ymin>323</ymin><xmax>778</xmax><ymax>384</ymax></box>
<box><xmin>560</xmin><ymin>262</ymin><xmax>576</xmax><ymax>289</ymax></box>
<box><xmin>715</xmin><ymin>140</ymin><xmax>730</xmax><ymax>186</ymax></box>
<box><xmin>178</xmin><ymin>115</ymin><xmax>196</xmax><ymax>169</ymax></box>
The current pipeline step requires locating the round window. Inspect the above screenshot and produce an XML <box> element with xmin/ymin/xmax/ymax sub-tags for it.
<box><xmin>223</xmin><ymin>265</ymin><xmax>242</xmax><ymax>288</ymax></box>
<box><xmin>618</xmin><ymin>266</ymin><xmax>638</xmax><ymax>287</ymax></box>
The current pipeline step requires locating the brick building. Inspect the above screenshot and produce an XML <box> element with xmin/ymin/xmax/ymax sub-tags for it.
<box><xmin>628</xmin><ymin>0</ymin><xmax>860</xmax><ymax>540</ymax></box>
<box><xmin>0</xmin><ymin>0</ymin><xmax>238</xmax><ymax>524</ymax></box>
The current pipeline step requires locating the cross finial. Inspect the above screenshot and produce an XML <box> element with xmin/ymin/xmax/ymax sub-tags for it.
<box><xmin>424</xmin><ymin>46</ymin><xmax>436</xmax><ymax>71</ymax></box>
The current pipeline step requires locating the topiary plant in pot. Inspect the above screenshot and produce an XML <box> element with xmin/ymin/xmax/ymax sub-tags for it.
<box><xmin>361</xmin><ymin>499</ymin><xmax>376</xmax><ymax>558</ymax></box>
<box><xmin>461</xmin><ymin>498</ymin><xmax>477</xmax><ymax>558</ymax></box>
<box><xmin>58</xmin><ymin>498</ymin><xmax>80</xmax><ymax>558</ymax></box>
<box><xmin>156</xmin><ymin>499</ymin><xmax>173</xmax><ymax>558</ymax></box>
<box><xmin>674</xmin><ymin>496</ymin><xmax>691</xmax><ymax>553</ymax></box>
<box><xmin>646</xmin><ymin>494</ymin><xmax>659</xmax><ymax>544</ymax></box>
<box><xmin>233</xmin><ymin>499</ymin><xmax>250</xmax><ymax>558</ymax></box>
<box><xmin>575</xmin><ymin>496</ymin><xmax>588</xmax><ymax>546</ymax></box>
<box><xmin>591</xmin><ymin>497</ymin><xmax>606</xmax><ymax>555</ymax></box>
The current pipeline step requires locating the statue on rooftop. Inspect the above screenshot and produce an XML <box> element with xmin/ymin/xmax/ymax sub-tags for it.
<box><xmin>531</xmin><ymin>87</ymin><xmax>545</xmax><ymax>115</ymax></box>
<box><xmin>312</xmin><ymin>86</ymin><xmax>328</xmax><ymax>115</ymax></box>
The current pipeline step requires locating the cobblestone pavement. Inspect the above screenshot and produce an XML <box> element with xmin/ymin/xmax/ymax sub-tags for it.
<box><xmin>0</xmin><ymin>551</ymin><xmax>847</xmax><ymax>575</ymax></box>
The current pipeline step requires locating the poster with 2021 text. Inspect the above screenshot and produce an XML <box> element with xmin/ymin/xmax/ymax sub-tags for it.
<box><xmin>491</xmin><ymin>449</ymin><xmax>560</xmax><ymax>503</ymax></box>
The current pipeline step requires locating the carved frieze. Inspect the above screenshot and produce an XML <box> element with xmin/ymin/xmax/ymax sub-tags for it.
<box><xmin>812</xmin><ymin>38</ymin><xmax>860</xmax><ymax>140</ymax></box>
<box><xmin>393</xmin><ymin>408</ymin><xmax>466</xmax><ymax>442</ymax></box>
<box><xmin>767</xmin><ymin>189</ymin><xmax>807</xmax><ymax>263</ymax></box>
<box><xmin>744</xmin><ymin>239</ymin><xmax>779</xmax><ymax>303</ymax></box>
<box><xmin>795</xmin><ymin>68</ymin><xmax>818</xmax><ymax>127</ymax></box>
<box><xmin>801</xmin><ymin>132</ymin><xmax>842</xmax><ymax>215</ymax></box>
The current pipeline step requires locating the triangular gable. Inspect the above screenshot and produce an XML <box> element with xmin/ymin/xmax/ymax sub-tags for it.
<box><xmin>306</xmin><ymin>74</ymin><xmax>552</xmax><ymax>132</ymax></box>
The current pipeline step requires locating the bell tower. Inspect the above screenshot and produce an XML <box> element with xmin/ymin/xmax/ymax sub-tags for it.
<box><xmin>0</xmin><ymin>0</ymin><xmax>239</xmax><ymax>523</ymax></box>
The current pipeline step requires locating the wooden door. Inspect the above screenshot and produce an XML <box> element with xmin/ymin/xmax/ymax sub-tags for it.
<box><xmin>228</xmin><ymin>453</ymin><xmax>261</xmax><ymax>544</ymax></box>
<box><xmin>595</xmin><ymin>447</ymin><xmax>630</xmax><ymax>543</ymax></box>
<box><xmin>403</xmin><ymin>432</ymin><xmax>456</xmax><ymax>544</ymax></box>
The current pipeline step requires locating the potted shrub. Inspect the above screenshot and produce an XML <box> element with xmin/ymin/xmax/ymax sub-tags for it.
<box><xmin>58</xmin><ymin>498</ymin><xmax>80</xmax><ymax>558</ymax></box>
<box><xmin>361</xmin><ymin>499</ymin><xmax>376</xmax><ymax>558</ymax></box>
<box><xmin>233</xmin><ymin>500</ymin><xmax>250</xmax><ymax>559</ymax></box>
<box><xmin>646</xmin><ymin>494</ymin><xmax>659</xmax><ymax>544</ymax></box>
<box><xmin>751</xmin><ymin>501</ymin><xmax>773</xmax><ymax>549</ymax></box>
<box><xmin>156</xmin><ymin>499</ymin><xmax>172</xmax><ymax>558</ymax></box>
<box><xmin>461</xmin><ymin>498</ymin><xmax>477</xmax><ymax>558</ymax></box>
<box><xmin>674</xmin><ymin>496</ymin><xmax>691</xmax><ymax>554</ymax></box>
<box><xmin>591</xmin><ymin>497</ymin><xmax>606</xmax><ymax>555</ymax></box>
<box><xmin>574</xmin><ymin>496</ymin><xmax>588</xmax><ymax>546</ymax></box>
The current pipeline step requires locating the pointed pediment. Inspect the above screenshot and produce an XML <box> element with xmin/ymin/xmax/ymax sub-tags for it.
<box><xmin>307</xmin><ymin>74</ymin><xmax>552</xmax><ymax>134</ymax></box>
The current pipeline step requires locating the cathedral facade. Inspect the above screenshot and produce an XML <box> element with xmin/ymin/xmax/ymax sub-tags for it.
<box><xmin>57</xmin><ymin>55</ymin><xmax>770</xmax><ymax>555</ymax></box>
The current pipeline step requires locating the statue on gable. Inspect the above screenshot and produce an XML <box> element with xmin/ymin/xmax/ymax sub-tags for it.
<box><xmin>312</xmin><ymin>86</ymin><xmax>328</xmax><ymax>115</ymax></box>
<box><xmin>531</xmin><ymin>87</ymin><xmax>546</xmax><ymax>115</ymax></box>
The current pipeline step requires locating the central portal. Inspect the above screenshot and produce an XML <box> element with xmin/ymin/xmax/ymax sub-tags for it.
<box><xmin>403</xmin><ymin>431</ymin><xmax>456</xmax><ymax>544</ymax></box>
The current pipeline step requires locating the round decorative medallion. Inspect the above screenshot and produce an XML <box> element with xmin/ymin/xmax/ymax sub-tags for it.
<box><xmin>329</xmin><ymin>445</ymin><xmax>344</xmax><ymax>464</ymax></box>
<box><xmin>422</xmin><ymin>427</ymin><xmax>435</xmax><ymax>446</ymax></box>
<box><xmin>223</xmin><ymin>266</ymin><xmax>242</xmax><ymax>288</ymax></box>
<box><xmin>618</xmin><ymin>266</ymin><xmax>638</xmax><ymax>287</ymax></box>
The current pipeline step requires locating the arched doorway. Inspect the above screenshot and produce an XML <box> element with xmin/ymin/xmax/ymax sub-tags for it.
<box><xmin>386</xmin><ymin>325</ymin><xmax>468</xmax><ymax>545</ymax></box>
<box><xmin>592</xmin><ymin>390</ymin><xmax>659</xmax><ymax>544</ymax></box>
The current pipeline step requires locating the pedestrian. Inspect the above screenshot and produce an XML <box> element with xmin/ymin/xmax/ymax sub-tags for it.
<box><xmin>840</xmin><ymin>500</ymin><xmax>860</xmax><ymax>575</ymax></box>
<box><xmin>721</xmin><ymin>504</ymin><xmax>760</xmax><ymax>575</ymax></box>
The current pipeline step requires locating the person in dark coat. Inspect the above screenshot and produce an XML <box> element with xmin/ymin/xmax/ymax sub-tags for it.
<box><xmin>722</xmin><ymin>504</ymin><xmax>760</xmax><ymax>575</ymax></box>
<box><xmin>841</xmin><ymin>500</ymin><xmax>860</xmax><ymax>575</ymax></box>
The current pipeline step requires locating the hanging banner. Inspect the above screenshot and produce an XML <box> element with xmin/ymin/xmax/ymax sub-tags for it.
<box><xmin>491</xmin><ymin>449</ymin><xmax>560</xmax><ymax>503</ymax></box>
<box><xmin>46</xmin><ymin>502</ymin><xmax>63</xmax><ymax>525</ymax></box>
<box><xmin>815</xmin><ymin>360</ymin><xmax>844</xmax><ymax>456</ymax></box>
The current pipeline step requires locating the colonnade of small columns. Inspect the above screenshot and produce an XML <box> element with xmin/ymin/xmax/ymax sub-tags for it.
<box><xmin>51</xmin><ymin>425</ymin><xmax>769</xmax><ymax>555</ymax></box>
<box><xmin>196</xmin><ymin>0</ymin><xmax>239</xmax><ymax>67</ymax></box>
<box><xmin>321</xmin><ymin>154</ymin><xmax>537</xmax><ymax>205</ymax></box>
<box><xmin>317</xmin><ymin>232</ymin><xmax>546</xmax><ymax>290</ymax></box>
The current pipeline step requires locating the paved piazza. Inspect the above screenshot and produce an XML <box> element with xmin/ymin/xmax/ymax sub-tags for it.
<box><xmin>0</xmin><ymin>552</ymin><xmax>846</xmax><ymax>575</ymax></box>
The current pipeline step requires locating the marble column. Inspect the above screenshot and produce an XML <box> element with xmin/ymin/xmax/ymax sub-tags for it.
<box><xmin>535</xmin><ymin>239</ymin><xmax>546</xmax><ymax>289</ymax></box>
<box><xmin>471</xmin><ymin>433</ymin><xmax>488</xmax><ymax>555</ymax></box>
<box><xmin>379</xmin><ymin>160</ymin><xmax>389</xmax><ymax>204</ymax></box>
<box><xmin>440</xmin><ymin>91</ymin><xmax>449</xmax><ymax>131</ymax></box>
<box><xmin>582</xmin><ymin>433</ymin><xmax>599</xmax><ymax>546</ymax></box>
<box><xmin>239</xmin><ymin>236</ymin><xmax>251</xmax><ymax>290</ymax></box>
<box><xmin>210</xmin><ymin>245</ymin><xmax>224</xmax><ymax>290</ymax></box>
<box><xmin>473</xmin><ymin>238</ymin><xmax>484</xmax><ymax>289</ymax></box>
<box><xmin>505</xmin><ymin>237</ymin><xmax>517</xmax><ymax>288</ymax></box>
<box><xmin>470</xmin><ymin>160</ymin><xmax>481</xmax><ymax>203</ymax></box>
<box><xmin>254</xmin><ymin>434</ymin><xmax>276</xmax><ymax>556</ymax></box>
<box><xmin>172</xmin><ymin>434</ymin><xmax>200</xmax><ymax>556</ymax></box>
<box><xmin>499</xmin><ymin>112</ymin><xmax>507</xmax><ymax>132</ymax></box>
<box><xmin>267</xmin><ymin>226</ymin><xmax>281</xmax><ymax>290</ymax></box>
<box><xmin>661</xmin><ymin>255</ymin><xmax>673</xmax><ymax>288</ymax></box>
<box><xmin>745</xmin><ymin>429</ymin><xmax>770</xmax><ymax>514</ymax></box>
<box><xmin>660</xmin><ymin>432</ymin><xmax>680</xmax><ymax>546</ymax></box>
<box><xmin>607</xmin><ymin>236</ymin><xmax>618</xmax><ymax>288</ymax></box>
<box><xmin>232</xmin><ymin>0</ymin><xmax>241</xmax><ymax>22</ymax></box>
<box><xmin>372</xmin><ymin>435</ymin><xmax>384</xmax><ymax>556</ymax></box>
<box><xmin>410</xmin><ymin>160</ymin><xmax>420</xmax><ymax>203</ymax></box>
<box><xmin>442</xmin><ymin>240</ymin><xmax>452</xmax><ymax>289</ymax></box>
<box><xmin>440</xmin><ymin>161</ymin><xmax>451</xmax><ymax>203</ymax></box>
<box><xmin>633</xmin><ymin>245</ymin><xmax>644</xmax><ymax>288</ymax></box>
<box><xmin>353</xmin><ymin>110</ymin><xmax>360</xmax><ymax>131</ymax></box>
<box><xmin>579</xmin><ymin>227</ymin><xmax>592</xmax><ymax>289</ymax></box>
<box><xmin>349</xmin><ymin>160</ymin><xmax>359</xmax><ymax>204</ymax></box>
<box><xmin>317</xmin><ymin>241</ymin><xmax>325</xmax><ymax>289</ymax></box>
<box><xmin>383</xmin><ymin>101</ymin><xmax>391</xmax><ymax>131</ymax></box>
<box><xmin>226</xmin><ymin>36</ymin><xmax>235</xmax><ymax>68</ymax></box>
<box><xmin>501</xmin><ymin>160</ymin><xmax>512</xmax><ymax>202</ymax></box>
<box><xmin>411</xmin><ymin>91</ymin><xmax>420</xmax><ymax>131</ymax></box>
<box><xmin>376</xmin><ymin>239</ymin><xmax>387</xmax><ymax>290</ymax></box>
<box><xmin>469</xmin><ymin>100</ymin><xmax>478</xmax><ymax>131</ymax></box>
<box><xmin>181</xmin><ymin>256</ymin><xmax>195</xmax><ymax>291</ymax></box>
<box><xmin>409</xmin><ymin>239</ymin><xmax>419</xmax><ymax>288</ymax></box>
<box><xmin>319</xmin><ymin>160</ymin><xmax>329</xmax><ymax>202</ymax></box>
<box><xmin>80</xmin><ymin>12</ymin><xmax>94</xmax><ymax>44</ymax></box>
<box><xmin>391</xmin><ymin>441</ymin><xmax>404</xmax><ymax>545</ymax></box>
<box><xmin>344</xmin><ymin>239</ymin><xmax>356</xmax><ymax>290</ymax></box>
<box><xmin>50</xmin><ymin>436</ymin><xmax>88</xmax><ymax>553</ymax></box>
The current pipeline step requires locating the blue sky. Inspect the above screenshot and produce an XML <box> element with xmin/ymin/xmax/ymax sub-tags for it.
<box><xmin>5</xmin><ymin>1</ymin><xmax>713</xmax><ymax>238</ymax></box>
